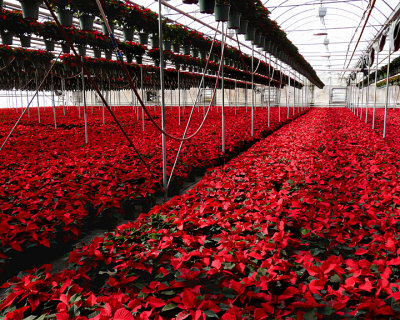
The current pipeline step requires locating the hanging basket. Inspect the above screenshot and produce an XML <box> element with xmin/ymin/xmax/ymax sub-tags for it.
<box><xmin>136</xmin><ymin>55</ymin><xmax>143</xmax><ymax>64</ymax></box>
<box><xmin>45</xmin><ymin>39</ymin><xmax>55</xmax><ymax>51</ymax></box>
<box><xmin>105</xmin><ymin>50</ymin><xmax>112</xmax><ymax>60</ymax></box>
<box><xmin>126</xmin><ymin>53</ymin><xmax>133</xmax><ymax>63</ymax></box>
<box><xmin>200</xmin><ymin>51</ymin><xmax>207</xmax><ymax>60</ymax></box>
<box><xmin>123</xmin><ymin>27</ymin><xmax>134</xmax><ymax>42</ymax></box>
<box><xmin>19</xmin><ymin>34</ymin><xmax>31</xmax><ymax>48</ymax></box>
<box><xmin>93</xmin><ymin>48</ymin><xmax>102</xmax><ymax>58</ymax></box>
<box><xmin>102</xmin><ymin>22</ymin><xmax>115</xmax><ymax>35</ymax></box>
<box><xmin>183</xmin><ymin>45</ymin><xmax>191</xmax><ymax>55</ymax></box>
<box><xmin>61</xmin><ymin>43</ymin><xmax>70</xmax><ymax>54</ymax></box>
<box><xmin>214</xmin><ymin>4</ymin><xmax>230</xmax><ymax>22</ymax></box>
<box><xmin>0</xmin><ymin>0</ymin><xmax>3</xmax><ymax>10</ymax></box>
<box><xmin>79</xmin><ymin>14</ymin><xmax>94</xmax><ymax>31</ymax></box>
<box><xmin>154</xmin><ymin>60</ymin><xmax>160</xmax><ymax>67</ymax></box>
<box><xmin>57</xmin><ymin>8</ymin><xmax>73</xmax><ymax>27</ymax></box>
<box><xmin>78</xmin><ymin>45</ymin><xmax>86</xmax><ymax>56</ymax></box>
<box><xmin>227</xmin><ymin>9</ymin><xmax>240</xmax><ymax>29</ymax></box>
<box><xmin>175</xmin><ymin>63</ymin><xmax>180</xmax><ymax>70</ymax></box>
<box><xmin>236</xmin><ymin>19</ymin><xmax>248</xmax><ymax>35</ymax></box>
<box><xmin>183</xmin><ymin>0</ymin><xmax>198</xmax><ymax>4</ymax></box>
<box><xmin>258</xmin><ymin>36</ymin><xmax>265</xmax><ymax>49</ymax></box>
<box><xmin>245</xmin><ymin>26</ymin><xmax>255</xmax><ymax>42</ymax></box>
<box><xmin>172</xmin><ymin>43</ymin><xmax>180</xmax><ymax>53</ymax></box>
<box><xmin>1</xmin><ymin>32</ymin><xmax>13</xmax><ymax>46</ymax></box>
<box><xmin>253</xmin><ymin>32</ymin><xmax>262</xmax><ymax>46</ymax></box>
<box><xmin>163</xmin><ymin>40</ymin><xmax>172</xmax><ymax>51</ymax></box>
<box><xmin>138</xmin><ymin>32</ymin><xmax>149</xmax><ymax>45</ymax></box>
<box><xmin>191</xmin><ymin>48</ymin><xmax>199</xmax><ymax>58</ymax></box>
<box><xmin>199</xmin><ymin>0</ymin><xmax>215</xmax><ymax>14</ymax></box>
<box><xmin>151</xmin><ymin>35</ymin><xmax>159</xmax><ymax>48</ymax></box>
<box><xmin>19</xmin><ymin>0</ymin><xmax>40</xmax><ymax>20</ymax></box>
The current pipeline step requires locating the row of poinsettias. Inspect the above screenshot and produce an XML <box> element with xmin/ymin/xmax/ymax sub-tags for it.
<box><xmin>2</xmin><ymin>107</ymin><xmax>400</xmax><ymax>319</ymax></box>
<box><xmin>0</xmin><ymin>106</ymin><xmax>301</xmax><ymax>277</ymax></box>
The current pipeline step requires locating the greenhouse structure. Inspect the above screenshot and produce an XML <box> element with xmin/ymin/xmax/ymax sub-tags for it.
<box><xmin>1</xmin><ymin>0</ymin><xmax>400</xmax><ymax>318</ymax></box>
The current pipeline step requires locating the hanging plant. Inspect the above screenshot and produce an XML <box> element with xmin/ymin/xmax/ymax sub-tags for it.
<box><xmin>18</xmin><ymin>0</ymin><xmax>43</xmax><ymax>20</ymax></box>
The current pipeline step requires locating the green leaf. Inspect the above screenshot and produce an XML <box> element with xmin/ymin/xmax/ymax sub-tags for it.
<box><xmin>224</xmin><ymin>262</ymin><xmax>235</xmax><ymax>270</ymax></box>
<box><xmin>161</xmin><ymin>303</ymin><xmax>177</xmax><ymax>312</ymax></box>
<box><xmin>204</xmin><ymin>310</ymin><xmax>218</xmax><ymax>318</ymax></box>
<box><xmin>222</xmin><ymin>287</ymin><xmax>237</xmax><ymax>298</ymax></box>
<box><xmin>303</xmin><ymin>309</ymin><xmax>317</xmax><ymax>320</ymax></box>
<box><xmin>88</xmin><ymin>311</ymin><xmax>100</xmax><ymax>319</ymax></box>
<box><xmin>329</xmin><ymin>274</ymin><xmax>341</xmax><ymax>283</ymax></box>
<box><xmin>318</xmin><ymin>306</ymin><xmax>336</xmax><ymax>316</ymax></box>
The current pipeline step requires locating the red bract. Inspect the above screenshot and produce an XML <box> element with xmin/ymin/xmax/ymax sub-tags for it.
<box><xmin>5</xmin><ymin>107</ymin><xmax>400</xmax><ymax>319</ymax></box>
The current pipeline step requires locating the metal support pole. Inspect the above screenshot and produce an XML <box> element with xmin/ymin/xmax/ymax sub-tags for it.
<box><xmin>178</xmin><ymin>69</ymin><xmax>181</xmax><ymax>125</ymax></box>
<box><xmin>366</xmin><ymin>63</ymin><xmax>370</xmax><ymax>123</ymax></box>
<box><xmin>278</xmin><ymin>64</ymin><xmax>282</xmax><ymax>123</ymax></box>
<box><xmin>82</xmin><ymin>67</ymin><xmax>88</xmax><ymax>144</ymax></box>
<box><xmin>51</xmin><ymin>73</ymin><xmax>57</xmax><ymax>129</ymax></box>
<box><xmin>222</xmin><ymin>22</ymin><xmax>226</xmax><ymax>152</ymax></box>
<box><xmin>35</xmin><ymin>71</ymin><xmax>41</xmax><ymax>123</ymax></box>
<box><xmin>158</xmin><ymin>0</ymin><xmax>168</xmax><ymax>198</ymax></box>
<box><xmin>251</xmin><ymin>44</ymin><xmax>254</xmax><ymax>137</ymax></box>
<box><xmin>141</xmin><ymin>64</ymin><xmax>145</xmax><ymax>132</ymax></box>
<box><xmin>268</xmin><ymin>53</ymin><xmax>271</xmax><ymax>127</ymax></box>
<box><xmin>287</xmin><ymin>71</ymin><xmax>291</xmax><ymax>119</ymax></box>
<box><xmin>360</xmin><ymin>78</ymin><xmax>364</xmax><ymax>120</ymax></box>
<box><xmin>373</xmin><ymin>50</ymin><xmax>379</xmax><ymax>129</ymax></box>
<box><xmin>383</xmin><ymin>49</ymin><xmax>391</xmax><ymax>138</ymax></box>
<box><xmin>293</xmin><ymin>72</ymin><xmax>296</xmax><ymax>116</ymax></box>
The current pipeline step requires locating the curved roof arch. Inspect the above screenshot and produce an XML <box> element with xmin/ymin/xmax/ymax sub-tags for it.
<box><xmin>264</xmin><ymin>0</ymin><xmax>399</xmax><ymax>85</ymax></box>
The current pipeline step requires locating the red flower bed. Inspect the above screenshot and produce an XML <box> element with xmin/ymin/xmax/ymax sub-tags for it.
<box><xmin>1</xmin><ymin>107</ymin><xmax>400</xmax><ymax>319</ymax></box>
<box><xmin>0</xmin><ymin>105</ymin><xmax>299</xmax><ymax>274</ymax></box>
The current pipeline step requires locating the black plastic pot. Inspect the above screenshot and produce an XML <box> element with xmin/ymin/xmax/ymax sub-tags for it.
<box><xmin>227</xmin><ymin>9</ymin><xmax>240</xmax><ymax>29</ymax></box>
<box><xmin>126</xmin><ymin>53</ymin><xmax>133</xmax><ymax>63</ymax></box>
<box><xmin>57</xmin><ymin>8</ymin><xmax>73</xmax><ymax>27</ymax></box>
<box><xmin>136</xmin><ymin>55</ymin><xmax>143</xmax><ymax>64</ymax></box>
<box><xmin>151</xmin><ymin>35</ymin><xmax>159</xmax><ymax>48</ymax></box>
<box><xmin>93</xmin><ymin>48</ymin><xmax>102</xmax><ymax>58</ymax></box>
<box><xmin>19</xmin><ymin>34</ymin><xmax>31</xmax><ymax>48</ymax></box>
<box><xmin>79</xmin><ymin>14</ymin><xmax>94</xmax><ymax>31</ymax></box>
<box><xmin>0</xmin><ymin>0</ymin><xmax>3</xmax><ymax>10</ymax></box>
<box><xmin>172</xmin><ymin>43</ymin><xmax>180</xmax><ymax>53</ymax></box>
<box><xmin>199</xmin><ymin>0</ymin><xmax>215</xmax><ymax>14</ymax></box>
<box><xmin>45</xmin><ymin>39</ymin><xmax>55</xmax><ymax>51</ymax></box>
<box><xmin>253</xmin><ymin>31</ymin><xmax>262</xmax><ymax>46</ymax></box>
<box><xmin>200</xmin><ymin>51</ymin><xmax>207</xmax><ymax>60</ymax></box>
<box><xmin>1</xmin><ymin>32</ymin><xmax>13</xmax><ymax>46</ymax></box>
<box><xmin>183</xmin><ymin>45</ymin><xmax>191</xmax><ymax>55</ymax></box>
<box><xmin>175</xmin><ymin>63</ymin><xmax>180</xmax><ymax>70</ymax></box>
<box><xmin>123</xmin><ymin>27</ymin><xmax>134</xmax><ymax>42</ymax></box>
<box><xmin>236</xmin><ymin>19</ymin><xmax>248</xmax><ymax>35</ymax></box>
<box><xmin>105</xmin><ymin>50</ymin><xmax>112</xmax><ymax>60</ymax></box>
<box><xmin>214</xmin><ymin>4</ymin><xmax>230</xmax><ymax>22</ymax></box>
<box><xmin>163</xmin><ymin>40</ymin><xmax>172</xmax><ymax>51</ymax></box>
<box><xmin>19</xmin><ymin>0</ymin><xmax>40</xmax><ymax>20</ymax></box>
<box><xmin>61</xmin><ymin>43</ymin><xmax>70</xmax><ymax>54</ymax></box>
<box><xmin>264</xmin><ymin>41</ymin><xmax>271</xmax><ymax>53</ymax></box>
<box><xmin>257</xmin><ymin>36</ymin><xmax>265</xmax><ymax>49</ymax></box>
<box><xmin>138</xmin><ymin>32</ymin><xmax>149</xmax><ymax>45</ymax></box>
<box><xmin>78</xmin><ymin>45</ymin><xmax>86</xmax><ymax>56</ymax></box>
<box><xmin>101</xmin><ymin>22</ymin><xmax>114</xmax><ymax>35</ymax></box>
<box><xmin>191</xmin><ymin>48</ymin><xmax>199</xmax><ymax>58</ymax></box>
<box><xmin>245</xmin><ymin>26</ymin><xmax>255</xmax><ymax>41</ymax></box>
<box><xmin>154</xmin><ymin>60</ymin><xmax>160</xmax><ymax>67</ymax></box>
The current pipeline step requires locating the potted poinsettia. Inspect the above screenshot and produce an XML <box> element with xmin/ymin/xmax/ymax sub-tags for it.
<box><xmin>77</xmin><ymin>11</ymin><xmax>95</xmax><ymax>31</ymax></box>
<box><xmin>18</xmin><ymin>0</ymin><xmax>43</xmax><ymax>20</ymax></box>
<box><xmin>49</xmin><ymin>0</ymin><xmax>74</xmax><ymax>27</ymax></box>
